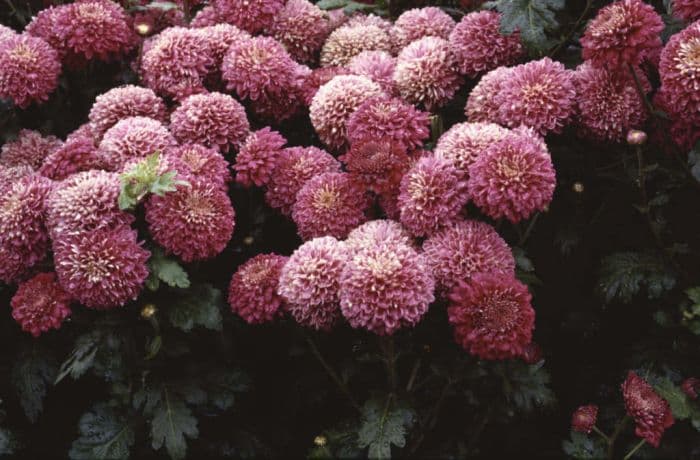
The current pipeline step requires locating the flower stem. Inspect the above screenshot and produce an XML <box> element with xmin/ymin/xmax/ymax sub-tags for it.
<box><xmin>592</xmin><ymin>425</ymin><xmax>611</xmax><ymax>443</ymax></box>
<box><xmin>381</xmin><ymin>336</ymin><xmax>397</xmax><ymax>392</ymax></box>
<box><xmin>607</xmin><ymin>416</ymin><xmax>630</xmax><ymax>459</ymax></box>
<box><xmin>623</xmin><ymin>439</ymin><xmax>646</xmax><ymax>460</ymax></box>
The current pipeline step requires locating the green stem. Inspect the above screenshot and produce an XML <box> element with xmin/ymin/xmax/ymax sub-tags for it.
<box><xmin>465</xmin><ymin>405</ymin><xmax>493</xmax><ymax>456</ymax></box>
<box><xmin>518</xmin><ymin>212</ymin><xmax>540</xmax><ymax>247</ymax></box>
<box><xmin>381</xmin><ymin>336</ymin><xmax>397</xmax><ymax>392</ymax></box>
<box><xmin>623</xmin><ymin>439</ymin><xmax>646</xmax><ymax>460</ymax></box>
<box><xmin>592</xmin><ymin>425</ymin><xmax>611</xmax><ymax>443</ymax></box>
<box><xmin>407</xmin><ymin>379</ymin><xmax>453</xmax><ymax>456</ymax></box>
<box><xmin>405</xmin><ymin>357</ymin><xmax>422</xmax><ymax>393</ymax></box>
<box><xmin>607</xmin><ymin>416</ymin><xmax>630</xmax><ymax>460</ymax></box>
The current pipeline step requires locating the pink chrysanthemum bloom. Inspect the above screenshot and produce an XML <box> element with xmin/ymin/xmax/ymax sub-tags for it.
<box><xmin>423</xmin><ymin>219</ymin><xmax>515</xmax><ymax>294</ymax></box>
<box><xmin>574</xmin><ymin>62</ymin><xmax>650</xmax><ymax>142</ymax></box>
<box><xmin>66</xmin><ymin>123</ymin><xmax>100</xmax><ymax>146</ymax></box>
<box><xmin>320</xmin><ymin>24</ymin><xmax>392</xmax><ymax>67</ymax></box>
<box><xmin>659</xmin><ymin>20</ymin><xmax>700</xmax><ymax>125</ymax></box>
<box><xmin>495</xmin><ymin>58</ymin><xmax>576</xmax><ymax>135</ymax></box>
<box><xmin>345</xmin><ymin>219</ymin><xmax>413</xmax><ymax>251</ymax></box>
<box><xmin>653</xmin><ymin>88</ymin><xmax>700</xmax><ymax>151</ymax></box>
<box><xmin>468</xmin><ymin>129</ymin><xmax>555</xmax><ymax>223</ymax></box>
<box><xmin>88</xmin><ymin>85</ymin><xmax>167</xmax><ymax>136</ymax></box>
<box><xmin>580</xmin><ymin>0</ymin><xmax>663</xmax><ymax>70</ymax></box>
<box><xmin>10</xmin><ymin>272</ymin><xmax>71</xmax><ymax>337</ymax></box>
<box><xmin>346</xmin><ymin>13</ymin><xmax>392</xmax><ymax>31</ymax></box>
<box><xmin>265</xmin><ymin>146</ymin><xmax>341</xmax><ymax>216</ymax></box>
<box><xmin>0</xmin><ymin>35</ymin><xmax>61</xmax><ymax>108</ymax></box>
<box><xmin>39</xmin><ymin>136</ymin><xmax>104</xmax><ymax>181</ymax></box>
<box><xmin>170</xmin><ymin>92</ymin><xmax>249</xmax><ymax>153</ymax></box>
<box><xmin>1</xmin><ymin>129</ymin><xmax>62</xmax><ymax>170</ymax></box>
<box><xmin>212</xmin><ymin>0</ymin><xmax>284</xmax><ymax>34</ymax></box>
<box><xmin>25</xmin><ymin>6</ymin><xmax>63</xmax><ymax>54</ymax></box>
<box><xmin>299</xmin><ymin>66</ymin><xmax>350</xmax><ymax>106</ymax></box>
<box><xmin>340</xmin><ymin>241</ymin><xmax>434</xmax><ymax>336</ymax></box>
<box><xmin>164</xmin><ymin>144</ymin><xmax>230</xmax><ymax>192</ymax></box>
<box><xmin>571</xmin><ymin>405</ymin><xmax>599</xmax><ymax>434</ymax></box>
<box><xmin>673</xmin><ymin>0</ymin><xmax>700</xmax><ymax>22</ymax></box>
<box><xmin>46</xmin><ymin>170</ymin><xmax>132</xmax><ymax>238</ymax></box>
<box><xmin>448</xmin><ymin>11</ymin><xmax>523</xmax><ymax>78</ymax></box>
<box><xmin>339</xmin><ymin>139</ymin><xmax>410</xmax><ymax>194</ymax></box>
<box><xmin>326</xmin><ymin>9</ymin><xmax>349</xmax><ymax>32</ymax></box>
<box><xmin>397</xmin><ymin>155</ymin><xmax>469</xmax><ymax>237</ymax></box>
<box><xmin>278</xmin><ymin>236</ymin><xmax>347</xmax><ymax>331</ymax></box>
<box><xmin>434</xmin><ymin>122</ymin><xmax>509</xmax><ymax>179</ymax></box>
<box><xmin>448</xmin><ymin>272</ymin><xmax>534</xmax><ymax>360</ymax></box>
<box><xmin>53</xmin><ymin>0</ymin><xmax>136</xmax><ymax>62</ymax></box>
<box><xmin>621</xmin><ymin>371</ymin><xmax>675</xmax><ymax>448</ymax></box>
<box><xmin>310</xmin><ymin>75</ymin><xmax>383</xmax><ymax>150</ymax></box>
<box><xmin>347</xmin><ymin>50</ymin><xmax>396</xmax><ymax>94</ymax></box>
<box><xmin>346</xmin><ymin>96</ymin><xmax>430</xmax><ymax>151</ymax></box>
<box><xmin>228</xmin><ymin>253</ymin><xmax>288</xmax><ymax>324</ymax></box>
<box><xmin>198</xmin><ymin>24</ymin><xmax>251</xmax><ymax>68</ymax></box>
<box><xmin>0</xmin><ymin>24</ymin><xmax>15</xmax><ymax>41</ymax></box>
<box><xmin>393</xmin><ymin>36</ymin><xmax>462</xmax><ymax>111</ymax></box>
<box><xmin>190</xmin><ymin>5</ymin><xmax>221</xmax><ymax>27</ymax></box>
<box><xmin>392</xmin><ymin>7</ymin><xmax>455</xmax><ymax>50</ymax></box>
<box><xmin>53</xmin><ymin>225</ymin><xmax>149</xmax><ymax>309</ymax></box>
<box><xmin>98</xmin><ymin>116</ymin><xmax>176</xmax><ymax>170</ymax></box>
<box><xmin>269</xmin><ymin>0</ymin><xmax>331</xmax><ymax>63</ymax></box>
<box><xmin>465</xmin><ymin>66</ymin><xmax>512</xmax><ymax>123</ymax></box>
<box><xmin>145</xmin><ymin>179</ymin><xmax>235</xmax><ymax>262</ymax></box>
<box><xmin>131</xmin><ymin>4</ymin><xmax>185</xmax><ymax>36</ymax></box>
<box><xmin>234</xmin><ymin>128</ymin><xmax>287</xmax><ymax>187</ymax></box>
<box><xmin>0</xmin><ymin>165</ymin><xmax>34</xmax><ymax>194</ymax></box>
<box><xmin>0</xmin><ymin>175</ymin><xmax>52</xmax><ymax>284</ymax></box>
<box><xmin>681</xmin><ymin>377</ymin><xmax>699</xmax><ymax>399</ymax></box>
<box><xmin>292</xmin><ymin>172</ymin><xmax>369</xmax><ymax>240</ymax></box>
<box><xmin>140</xmin><ymin>27</ymin><xmax>214</xmax><ymax>100</ymax></box>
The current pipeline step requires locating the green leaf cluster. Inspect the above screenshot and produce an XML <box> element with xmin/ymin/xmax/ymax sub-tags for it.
<box><xmin>484</xmin><ymin>0</ymin><xmax>565</xmax><ymax>54</ymax></box>
<box><xmin>597</xmin><ymin>252</ymin><xmax>676</xmax><ymax>304</ymax></box>
<box><xmin>118</xmin><ymin>152</ymin><xmax>187</xmax><ymax>211</ymax></box>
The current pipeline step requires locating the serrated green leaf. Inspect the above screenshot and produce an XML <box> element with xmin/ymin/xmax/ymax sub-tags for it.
<box><xmin>168</xmin><ymin>284</ymin><xmax>223</xmax><ymax>332</ymax></box>
<box><xmin>317</xmin><ymin>0</ymin><xmax>347</xmax><ymax>10</ymax></box>
<box><xmin>149</xmin><ymin>249</ymin><xmax>190</xmax><ymax>289</ymax></box>
<box><xmin>0</xmin><ymin>427</ymin><xmax>18</xmax><ymax>456</ymax></box>
<box><xmin>562</xmin><ymin>431</ymin><xmax>606</xmax><ymax>459</ymax></box>
<box><xmin>597</xmin><ymin>252</ymin><xmax>676</xmax><ymax>304</ymax></box>
<box><xmin>69</xmin><ymin>403</ymin><xmax>134</xmax><ymax>460</ymax></box>
<box><xmin>485</xmin><ymin>0</ymin><xmax>564</xmax><ymax>53</ymax></box>
<box><xmin>150</xmin><ymin>390</ymin><xmax>198</xmax><ymax>460</ymax></box>
<box><xmin>205</xmin><ymin>369</ymin><xmax>250</xmax><ymax>411</ymax></box>
<box><xmin>501</xmin><ymin>361</ymin><xmax>556</xmax><ymax>413</ymax></box>
<box><xmin>651</xmin><ymin>377</ymin><xmax>692</xmax><ymax>420</ymax></box>
<box><xmin>357</xmin><ymin>399</ymin><xmax>414</xmax><ymax>459</ymax></box>
<box><xmin>11</xmin><ymin>348</ymin><xmax>58</xmax><ymax>423</ymax></box>
<box><xmin>343</xmin><ymin>1</ymin><xmax>376</xmax><ymax>13</ymax></box>
<box><xmin>118</xmin><ymin>153</ymin><xmax>186</xmax><ymax>211</ymax></box>
<box><xmin>55</xmin><ymin>332</ymin><xmax>101</xmax><ymax>384</ymax></box>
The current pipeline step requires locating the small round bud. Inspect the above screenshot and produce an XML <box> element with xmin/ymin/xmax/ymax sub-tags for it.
<box><xmin>135</xmin><ymin>23</ymin><xmax>151</xmax><ymax>36</ymax></box>
<box><xmin>626</xmin><ymin>129</ymin><xmax>647</xmax><ymax>145</ymax></box>
<box><xmin>572</xmin><ymin>182</ymin><xmax>584</xmax><ymax>193</ymax></box>
<box><xmin>314</xmin><ymin>435</ymin><xmax>327</xmax><ymax>447</ymax></box>
<box><xmin>243</xmin><ymin>236</ymin><xmax>254</xmax><ymax>246</ymax></box>
<box><xmin>141</xmin><ymin>303</ymin><xmax>157</xmax><ymax>319</ymax></box>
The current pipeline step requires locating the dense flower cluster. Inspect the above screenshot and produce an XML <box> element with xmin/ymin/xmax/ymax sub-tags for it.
<box><xmin>0</xmin><ymin>129</ymin><xmax>62</xmax><ymax>170</ymax></box>
<box><xmin>621</xmin><ymin>371</ymin><xmax>675</xmax><ymax>447</ymax></box>
<box><xmin>88</xmin><ymin>85</ymin><xmax>167</xmax><ymax>136</ymax></box>
<box><xmin>228</xmin><ymin>254</ymin><xmax>288</xmax><ymax>324</ymax></box>
<box><xmin>98</xmin><ymin>116</ymin><xmax>176</xmax><ymax>170</ymax></box>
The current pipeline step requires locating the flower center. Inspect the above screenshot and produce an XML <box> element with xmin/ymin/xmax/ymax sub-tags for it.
<box><xmin>180</xmin><ymin>150</ymin><xmax>207</xmax><ymax>172</ymax></box>
<box><xmin>312</xmin><ymin>185</ymin><xmax>339</xmax><ymax>210</ymax></box>
<box><xmin>9</xmin><ymin>44</ymin><xmax>36</xmax><ymax>63</ymax></box>
<box><xmin>677</xmin><ymin>38</ymin><xmax>700</xmax><ymax>75</ymax></box>
<box><xmin>243</xmin><ymin>261</ymin><xmax>271</xmax><ymax>285</ymax></box>
<box><xmin>475</xmin><ymin>292</ymin><xmax>518</xmax><ymax>331</ymax></box>
<box><xmin>184</xmin><ymin>192</ymin><xmax>215</xmax><ymax>224</ymax></box>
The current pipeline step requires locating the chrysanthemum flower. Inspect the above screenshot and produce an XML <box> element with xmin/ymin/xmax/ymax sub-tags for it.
<box><xmin>398</xmin><ymin>155</ymin><xmax>469</xmax><ymax>237</ymax></box>
<box><xmin>468</xmin><ymin>129</ymin><xmax>555</xmax><ymax>223</ymax></box>
<box><xmin>228</xmin><ymin>253</ymin><xmax>288</xmax><ymax>324</ymax></box>
<box><xmin>0</xmin><ymin>175</ymin><xmax>52</xmax><ymax>283</ymax></box>
<box><xmin>10</xmin><ymin>272</ymin><xmax>72</xmax><ymax>337</ymax></box>
<box><xmin>278</xmin><ymin>236</ymin><xmax>347</xmax><ymax>331</ymax></box>
<box><xmin>659</xmin><ymin>20</ymin><xmax>700</xmax><ymax>124</ymax></box>
<box><xmin>495</xmin><ymin>57</ymin><xmax>576</xmax><ymax>135</ymax></box>
<box><xmin>345</xmin><ymin>219</ymin><xmax>413</xmax><ymax>251</ymax></box>
<box><xmin>0</xmin><ymin>165</ymin><xmax>34</xmax><ymax>194</ymax></box>
<box><xmin>320</xmin><ymin>24</ymin><xmax>392</xmax><ymax>67</ymax></box>
<box><xmin>299</xmin><ymin>66</ymin><xmax>350</xmax><ymax>106</ymax></box>
<box><xmin>170</xmin><ymin>92</ymin><xmax>249</xmax><ymax>153</ymax></box>
<box><xmin>0</xmin><ymin>24</ymin><xmax>15</xmax><ymax>41</ymax></box>
<box><xmin>347</xmin><ymin>50</ymin><xmax>396</xmax><ymax>93</ymax></box>
<box><xmin>53</xmin><ymin>225</ymin><xmax>149</xmax><ymax>309</ymax></box>
<box><xmin>580</xmin><ymin>0</ymin><xmax>663</xmax><ymax>70</ymax></box>
<box><xmin>340</xmin><ymin>241</ymin><xmax>434</xmax><ymax>336</ymax></box>
<box><xmin>448</xmin><ymin>272</ymin><xmax>535</xmax><ymax>360</ymax></box>
<box><xmin>423</xmin><ymin>219</ymin><xmax>515</xmax><ymax>294</ymax></box>
<box><xmin>140</xmin><ymin>27</ymin><xmax>214</xmax><ymax>100</ymax></box>
<box><xmin>233</xmin><ymin>128</ymin><xmax>287</xmax><ymax>187</ymax></box>
<box><xmin>0</xmin><ymin>34</ymin><xmax>61</xmax><ymax>108</ymax></box>
<box><xmin>1</xmin><ymin>129</ymin><xmax>62</xmax><ymax>170</ymax></box>
<box><xmin>682</xmin><ymin>377</ymin><xmax>699</xmax><ymax>399</ymax></box>
<box><xmin>448</xmin><ymin>11</ymin><xmax>523</xmax><ymax>78</ymax></box>
<box><xmin>392</xmin><ymin>7</ymin><xmax>455</xmax><ymax>50</ymax></box>
<box><xmin>571</xmin><ymin>405</ymin><xmax>599</xmax><ymax>434</ymax></box>
<box><xmin>190</xmin><ymin>5</ymin><xmax>221</xmax><ymax>27</ymax></box>
<box><xmin>393</xmin><ymin>36</ymin><xmax>462</xmax><ymax>111</ymax></box>
<box><xmin>164</xmin><ymin>144</ymin><xmax>230</xmax><ymax>192</ymax></box>
<box><xmin>39</xmin><ymin>136</ymin><xmax>104</xmax><ymax>181</ymax></box>
<box><xmin>269</xmin><ymin>0</ymin><xmax>331</xmax><ymax>63</ymax></box>
<box><xmin>346</xmin><ymin>13</ymin><xmax>393</xmax><ymax>31</ymax></box>
<box><xmin>672</xmin><ymin>0</ymin><xmax>700</xmax><ymax>22</ymax></box>
<box><xmin>25</xmin><ymin>6</ymin><xmax>63</xmax><ymax>53</ymax></box>
<box><xmin>145</xmin><ymin>179</ymin><xmax>235</xmax><ymax>262</ymax></box>
<box><xmin>621</xmin><ymin>371</ymin><xmax>675</xmax><ymax>448</ymax></box>
<box><xmin>574</xmin><ymin>62</ymin><xmax>649</xmax><ymax>142</ymax></box>
<box><xmin>211</xmin><ymin>0</ymin><xmax>284</xmax><ymax>34</ymax></box>
<box><xmin>98</xmin><ymin>116</ymin><xmax>176</xmax><ymax>170</ymax></box>
<box><xmin>326</xmin><ymin>9</ymin><xmax>349</xmax><ymax>32</ymax></box>
<box><xmin>434</xmin><ymin>122</ymin><xmax>509</xmax><ymax>179</ymax></box>
<box><xmin>198</xmin><ymin>23</ymin><xmax>251</xmax><ymax>68</ymax></box>
<box><xmin>310</xmin><ymin>75</ymin><xmax>383</xmax><ymax>150</ymax></box>
<box><xmin>131</xmin><ymin>4</ymin><xmax>185</xmax><ymax>36</ymax></box>
<box><xmin>292</xmin><ymin>172</ymin><xmax>369</xmax><ymax>240</ymax></box>
<box><xmin>66</xmin><ymin>123</ymin><xmax>100</xmax><ymax>146</ymax></box>
<box><xmin>265</xmin><ymin>146</ymin><xmax>341</xmax><ymax>215</ymax></box>
<box><xmin>464</xmin><ymin>66</ymin><xmax>512</xmax><ymax>123</ymax></box>
<box><xmin>339</xmin><ymin>139</ymin><xmax>410</xmax><ymax>195</ymax></box>
<box><xmin>652</xmin><ymin>88</ymin><xmax>700</xmax><ymax>151</ymax></box>
<box><xmin>88</xmin><ymin>85</ymin><xmax>167</xmax><ymax>136</ymax></box>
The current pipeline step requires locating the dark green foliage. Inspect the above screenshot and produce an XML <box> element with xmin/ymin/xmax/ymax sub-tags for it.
<box><xmin>11</xmin><ymin>347</ymin><xmax>58</xmax><ymax>423</ymax></box>
<box><xmin>69</xmin><ymin>404</ymin><xmax>134</xmax><ymax>460</ymax></box>
<box><xmin>357</xmin><ymin>399</ymin><xmax>414</xmax><ymax>459</ymax></box>
<box><xmin>562</xmin><ymin>431</ymin><xmax>606</xmax><ymax>459</ymax></box>
<box><xmin>597</xmin><ymin>252</ymin><xmax>676</xmax><ymax>303</ymax></box>
<box><xmin>167</xmin><ymin>284</ymin><xmax>224</xmax><ymax>332</ymax></box>
<box><xmin>484</xmin><ymin>0</ymin><xmax>565</xmax><ymax>54</ymax></box>
<box><xmin>149</xmin><ymin>390</ymin><xmax>199</xmax><ymax>460</ymax></box>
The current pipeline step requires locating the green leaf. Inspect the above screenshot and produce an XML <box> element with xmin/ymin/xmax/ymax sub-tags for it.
<box><xmin>11</xmin><ymin>348</ymin><xmax>58</xmax><ymax>422</ymax></box>
<box><xmin>317</xmin><ymin>0</ymin><xmax>348</xmax><ymax>10</ymax></box>
<box><xmin>484</xmin><ymin>0</ymin><xmax>565</xmax><ymax>54</ymax></box>
<box><xmin>148</xmin><ymin>248</ymin><xmax>190</xmax><ymax>289</ymax></box>
<box><xmin>150</xmin><ymin>390</ymin><xmax>198</xmax><ymax>460</ymax></box>
<box><xmin>0</xmin><ymin>427</ymin><xmax>18</xmax><ymax>456</ymax></box>
<box><xmin>145</xmin><ymin>1</ymin><xmax>179</xmax><ymax>11</ymax></box>
<box><xmin>688</xmin><ymin>145</ymin><xmax>700</xmax><ymax>182</ymax></box>
<box><xmin>597</xmin><ymin>252</ymin><xmax>676</xmax><ymax>304</ymax></box>
<box><xmin>562</xmin><ymin>431</ymin><xmax>606</xmax><ymax>459</ymax></box>
<box><xmin>168</xmin><ymin>284</ymin><xmax>223</xmax><ymax>332</ymax></box>
<box><xmin>651</xmin><ymin>377</ymin><xmax>692</xmax><ymax>420</ymax></box>
<box><xmin>204</xmin><ymin>369</ymin><xmax>250</xmax><ymax>411</ymax></box>
<box><xmin>501</xmin><ymin>361</ymin><xmax>556</xmax><ymax>413</ymax></box>
<box><xmin>357</xmin><ymin>399</ymin><xmax>414</xmax><ymax>459</ymax></box>
<box><xmin>69</xmin><ymin>403</ymin><xmax>134</xmax><ymax>460</ymax></box>
<box><xmin>55</xmin><ymin>331</ymin><xmax>101</xmax><ymax>384</ymax></box>
<box><xmin>118</xmin><ymin>153</ymin><xmax>187</xmax><ymax>211</ymax></box>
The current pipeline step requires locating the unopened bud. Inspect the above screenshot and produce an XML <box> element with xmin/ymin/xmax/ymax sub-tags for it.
<box><xmin>313</xmin><ymin>435</ymin><xmax>327</xmax><ymax>447</ymax></box>
<box><xmin>135</xmin><ymin>23</ymin><xmax>151</xmax><ymax>36</ymax></box>
<box><xmin>626</xmin><ymin>129</ymin><xmax>647</xmax><ymax>145</ymax></box>
<box><xmin>572</xmin><ymin>182</ymin><xmax>584</xmax><ymax>193</ymax></box>
<box><xmin>141</xmin><ymin>303</ymin><xmax>157</xmax><ymax>319</ymax></box>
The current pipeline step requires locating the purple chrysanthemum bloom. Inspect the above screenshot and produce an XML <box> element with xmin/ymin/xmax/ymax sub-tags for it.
<box><xmin>347</xmin><ymin>50</ymin><xmax>397</xmax><ymax>94</ymax></box>
<box><xmin>392</xmin><ymin>7</ymin><xmax>455</xmax><ymax>50</ymax></box>
<box><xmin>164</xmin><ymin>144</ymin><xmax>231</xmax><ymax>192</ymax></box>
<box><xmin>1</xmin><ymin>129</ymin><xmax>63</xmax><ymax>170</ymax></box>
<box><xmin>0</xmin><ymin>34</ymin><xmax>61</xmax><ymax>108</ymax></box>
<box><xmin>320</xmin><ymin>23</ymin><xmax>392</xmax><ymax>67</ymax></box>
<box><xmin>211</xmin><ymin>0</ymin><xmax>284</xmax><ymax>34</ymax></box>
<box><xmin>98</xmin><ymin>116</ymin><xmax>176</xmax><ymax>170</ymax></box>
<box><xmin>88</xmin><ymin>85</ymin><xmax>167</xmax><ymax>136</ymax></box>
<box><xmin>434</xmin><ymin>122</ymin><xmax>510</xmax><ymax>179</ymax></box>
<box><xmin>659</xmin><ymin>20</ymin><xmax>700</xmax><ymax>125</ymax></box>
<box><xmin>464</xmin><ymin>66</ymin><xmax>512</xmax><ymax>123</ymax></box>
<box><xmin>11</xmin><ymin>272</ymin><xmax>72</xmax><ymax>337</ymax></box>
<box><xmin>345</xmin><ymin>219</ymin><xmax>414</xmax><ymax>251</ymax></box>
<box><xmin>269</xmin><ymin>0</ymin><xmax>331</xmax><ymax>63</ymax></box>
<box><xmin>234</xmin><ymin>128</ymin><xmax>287</xmax><ymax>188</ymax></box>
<box><xmin>228</xmin><ymin>253</ymin><xmax>288</xmax><ymax>324</ymax></box>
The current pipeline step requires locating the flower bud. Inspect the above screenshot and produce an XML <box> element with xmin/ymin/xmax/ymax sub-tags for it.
<box><xmin>572</xmin><ymin>182</ymin><xmax>584</xmax><ymax>193</ymax></box>
<box><xmin>141</xmin><ymin>303</ymin><xmax>157</xmax><ymax>319</ymax></box>
<box><xmin>626</xmin><ymin>129</ymin><xmax>647</xmax><ymax>145</ymax></box>
<box><xmin>313</xmin><ymin>435</ymin><xmax>327</xmax><ymax>447</ymax></box>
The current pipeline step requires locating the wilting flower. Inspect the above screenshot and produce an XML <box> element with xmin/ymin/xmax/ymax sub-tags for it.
<box><xmin>320</xmin><ymin>24</ymin><xmax>392</xmax><ymax>67</ymax></box>
<box><xmin>672</xmin><ymin>0</ymin><xmax>700</xmax><ymax>22</ymax></box>
<box><xmin>465</xmin><ymin>66</ymin><xmax>512</xmax><ymax>123</ymax></box>
<box><xmin>39</xmin><ymin>136</ymin><xmax>104</xmax><ymax>181</ymax></box>
<box><xmin>278</xmin><ymin>236</ymin><xmax>348</xmax><ymax>331</ymax></box>
<box><xmin>269</xmin><ymin>0</ymin><xmax>330</xmax><ymax>63</ymax></box>
<box><xmin>234</xmin><ymin>128</ymin><xmax>287</xmax><ymax>187</ymax></box>
<box><xmin>0</xmin><ymin>34</ymin><xmax>61</xmax><ymax>108</ymax></box>
<box><xmin>53</xmin><ymin>225</ymin><xmax>150</xmax><ymax>309</ymax></box>
<box><xmin>345</xmin><ymin>219</ymin><xmax>414</xmax><ymax>251</ymax></box>
<box><xmin>391</xmin><ymin>7</ymin><xmax>455</xmax><ymax>49</ymax></box>
<box><xmin>347</xmin><ymin>51</ymin><xmax>396</xmax><ymax>93</ymax></box>
<box><xmin>621</xmin><ymin>371</ymin><xmax>675</xmax><ymax>448</ymax></box>
<box><xmin>88</xmin><ymin>85</ymin><xmax>167</xmax><ymax>136</ymax></box>
<box><xmin>340</xmin><ymin>139</ymin><xmax>410</xmax><ymax>195</ymax></box>
<box><xmin>10</xmin><ymin>272</ymin><xmax>72</xmax><ymax>337</ymax></box>
<box><xmin>211</xmin><ymin>0</ymin><xmax>284</xmax><ymax>34</ymax></box>
<box><xmin>434</xmin><ymin>122</ymin><xmax>509</xmax><ymax>179</ymax></box>
<box><xmin>98</xmin><ymin>116</ymin><xmax>176</xmax><ymax>170</ymax></box>
<box><xmin>448</xmin><ymin>273</ymin><xmax>535</xmax><ymax>360</ymax></box>
<box><xmin>145</xmin><ymin>179</ymin><xmax>235</xmax><ymax>262</ymax></box>
<box><xmin>1</xmin><ymin>129</ymin><xmax>62</xmax><ymax>170</ymax></box>
<box><xmin>449</xmin><ymin>11</ymin><xmax>523</xmax><ymax>77</ymax></box>
<box><xmin>571</xmin><ymin>405</ymin><xmax>599</xmax><ymax>434</ymax></box>
<box><xmin>659</xmin><ymin>20</ymin><xmax>700</xmax><ymax>125</ymax></box>
<box><xmin>423</xmin><ymin>219</ymin><xmax>515</xmax><ymax>294</ymax></box>
<box><xmin>164</xmin><ymin>144</ymin><xmax>230</xmax><ymax>192</ymax></box>
<box><xmin>228</xmin><ymin>253</ymin><xmax>288</xmax><ymax>324</ymax></box>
